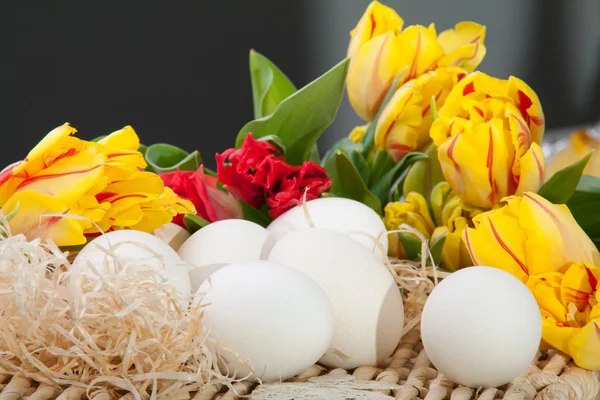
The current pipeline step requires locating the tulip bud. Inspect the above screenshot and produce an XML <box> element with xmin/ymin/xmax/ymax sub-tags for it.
<box><xmin>347</xmin><ymin>1</ymin><xmax>404</xmax><ymax>60</ymax></box>
<box><xmin>374</xmin><ymin>66</ymin><xmax>466</xmax><ymax>161</ymax></box>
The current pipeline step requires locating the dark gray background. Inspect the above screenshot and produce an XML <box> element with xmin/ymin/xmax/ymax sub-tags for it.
<box><xmin>4</xmin><ymin>0</ymin><xmax>599</xmax><ymax>169</ymax></box>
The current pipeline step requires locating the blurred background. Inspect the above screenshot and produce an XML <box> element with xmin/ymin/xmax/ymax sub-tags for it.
<box><xmin>4</xmin><ymin>0</ymin><xmax>600</xmax><ymax>168</ymax></box>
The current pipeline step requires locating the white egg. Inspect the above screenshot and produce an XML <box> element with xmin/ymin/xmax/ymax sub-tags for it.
<box><xmin>196</xmin><ymin>261</ymin><xmax>334</xmax><ymax>383</ymax></box>
<box><xmin>268</xmin><ymin>228</ymin><xmax>403</xmax><ymax>369</ymax></box>
<box><xmin>265</xmin><ymin>197</ymin><xmax>388</xmax><ymax>259</ymax></box>
<box><xmin>178</xmin><ymin>219</ymin><xmax>270</xmax><ymax>292</ymax></box>
<box><xmin>153</xmin><ymin>222</ymin><xmax>190</xmax><ymax>251</ymax></box>
<box><xmin>72</xmin><ymin>230</ymin><xmax>191</xmax><ymax>308</ymax></box>
<box><xmin>421</xmin><ymin>266</ymin><xmax>542</xmax><ymax>388</ymax></box>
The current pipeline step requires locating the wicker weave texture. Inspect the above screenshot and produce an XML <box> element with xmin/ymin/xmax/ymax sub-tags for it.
<box><xmin>1</xmin><ymin>328</ymin><xmax>599</xmax><ymax>400</ymax></box>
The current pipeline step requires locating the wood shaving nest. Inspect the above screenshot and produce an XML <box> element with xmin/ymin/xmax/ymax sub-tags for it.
<box><xmin>0</xmin><ymin>229</ymin><xmax>236</xmax><ymax>400</ymax></box>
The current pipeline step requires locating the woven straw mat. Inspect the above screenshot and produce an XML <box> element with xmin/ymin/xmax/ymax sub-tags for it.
<box><xmin>1</xmin><ymin>327</ymin><xmax>599</xmax><ymax>400</ymax></box>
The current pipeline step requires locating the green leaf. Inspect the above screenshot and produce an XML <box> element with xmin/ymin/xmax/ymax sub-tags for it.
<box><xmin>321</xmin><ymin>138</ymin><xmax>363</xmax><ymax>166</ymax></box>
<box><xmin>368</xmin><ymin>150</ymin><xmax>396</xmax><ymax>187</ymax></box>
<box><xmin>324</xmin><ymin>151</ymin><xmax>382</xmax><ymax>214</ymax></box>
<box><xmin>359</xmin><ymin>68</ymin><xmax>406</xmax><ymax>157</ymax></box>
<box><xmin>538</xmin><ymin>151</ymin><xmax>594</xmax><ymax>204</ymax></box>
<box><xmin>183</xmin><ymin>213</ymin><xmax>210</xmax><ymax>234</ymax></box>
<box><xmin>241</xmin><ymin>202</ymin><xmax>273</xmax><ymax>227</ymax></box>
<box><xmin>397</xmin><ymin>232</ymin><xmax>422</xmax><ymax>260</ymax></box>
<box><xmin>307</xmin><ymin>143</ymin><xmax>321</xmax><ymax>164</ymax></box>
<box><xmin>257</xmin><ymin>134</ymin><xmax>287</xmax><ymax>154</ymax></box>
<box><xmin>250</xmin><ymin>50</ymin><xmax>297</xmax><ymax>120</ymax></box>
<box><xmin>403</xmin><ymin>143</ymin><xmax>444</xmax><ymax>203</ymax></box>
<box><xmin>370</xmin><ymin>151</ymin><xmax>428</xmax><ymax>206</ymax></box>
<box><xmin>236</xmin><ymin>58</ymin><xmax>350</xmax><ymax>166</ymax></box>
<box><xmin>348</xmin><ymin>151</ymin><xmax>371</xmax><ymax>184</ymax></box>
<box><xmin>428</xmin><ymin>232</ymin><xmax>446</xmax><ymax>266</ymax></box>
<box><xmin>566</xmin><ymin>175</ymin><xmax>600</xmax><ymax>250</ymax></box>
<box><xmin>144</xmin><ymin>143</ymin><xmax>202</xmax><ymax>174</ymax></box>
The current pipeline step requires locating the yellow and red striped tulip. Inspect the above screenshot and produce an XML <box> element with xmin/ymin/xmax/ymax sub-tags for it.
<box><xmin>546</xmin><ymin>129</ymin><xmax>600</xmax><ymax>180</ymax></box>
<box><xmin>463</xmin><ymin>192</ymin><xmax>600</xmax><ymax>283</ymax></box>
<box><xmin>0</xmin><ymin>124</ymin><xmax>195</xmax><ymax>246</ymax></box>
<box><xmin>526</xmin><ymin>262</ymin><xmax>600</xmax><ymax>370</ymax></box>
<box><xmin>430</xmin><ymin>72</ymin><xmax>546</xmax><ymax>209</ymax></box>
<box><xmin>346</xmin><ymin>1</ymin><xmax>486</xmax><ymax>122</ymax></box>
<box><xmin>374</xmin><ymin>66</ymin><xmax>467</xmax><ymax>161</ymax></box>
<box><xmin>383</xmin><ymin>183</ymin><xmax>480</xmax><ymax>271</ymax></box>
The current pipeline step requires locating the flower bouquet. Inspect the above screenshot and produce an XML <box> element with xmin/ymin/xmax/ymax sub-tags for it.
<box><xmin>1</xmin><ymin>2</ymin><xmax>600</xmax><ymax>399</ymax></box>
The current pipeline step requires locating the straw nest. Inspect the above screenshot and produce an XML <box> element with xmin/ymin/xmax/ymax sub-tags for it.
<box><xmin>0</xmin><ymin>222</ymin><xmax>599</xmax><ymax>400</ymax></box>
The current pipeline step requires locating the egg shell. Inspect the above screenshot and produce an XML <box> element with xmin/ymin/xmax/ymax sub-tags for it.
<box><xmin>421</xmin><ymin>266</ymin><xmax>542</xmax><ymax>388</ymax></box>
<box><xmin>265</xmin><ymin>197</ymin><xmax>388</xmax><ymax>259</ymax></box>
<box><xmin>197</xmin><ymin>261</ymin><xmax>334</xmax><ymax>383</ymax></box>
<box><xmin>72</xmin><ymin>230</ymin><xmax>191</xmax><ymax>308</ymax></box>
<box><xmin>178</xmin><ymin>219</ymin><xmax>270</xmax><ymax>292</ymax></box>
<box><xmin>268</xmin><ymin>228</ymin><xmax>403</xmax><ymax>369</ymax></box>
<box><xmin>153</xmin><ymin>223</ymin><xmax>191</xmax><ymax>251</ymax></box>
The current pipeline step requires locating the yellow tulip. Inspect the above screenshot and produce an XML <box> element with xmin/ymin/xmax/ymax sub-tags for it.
<box><xmin>346</xmin><ymin>2</ymin><xmax>487</xmax><ymax>122</ymax></box>
<box><xmin>383</xmin><ymin>184</ymin><xmax>478</xmax><ymax>271</ymax></box>
<box><xmin>374</xmin><ymin>66</ymin><xmax>467</xmax><ymax>161</ymax></box>
<box><xmin>0</xmin><ymin>124</ymin><xmax>195</xmax><ymax>246</ymax></box>
<box><xmin>430</xmin><ymin>72</ymin><xmax>546</xmax><ymax>209</ymax></box>
<box><xmin>526</xmin><ymin>262</ymin><xmax>600</xmax><ymax>370</ymax></box>
<box><xmin>546</xmin><ymin>129</ymin><xmax>600</xmax><ymax>180</ymax></box>
<box><xmin>463</xmin><ymin>192</ymin><xmax>600</xmax><ymax>283</ymax></box>
<box><xmin>437</xmin><ymin>22</ymin><xmax>487</xmax><ymax>72</ymax></box>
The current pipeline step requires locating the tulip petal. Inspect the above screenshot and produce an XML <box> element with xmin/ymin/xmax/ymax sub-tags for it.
<box><xmin>541</xmin><ymin>318</ymin><xmax>579</xmax><ymax>357</ymax></box>
<box><xmin>12</xmin><ymin>123</ymin><xmax>80</xmax><ymax>177</ymax></box>
<box><xmin>406</xmin><ymin>192</ymin><xmax>436</xmax><ymax>232</ymax></box>
<box><xmin>517</xmin><ymin>193</ymin><xmax>600</xmax><ymax>275</ymax></box>
<box><xmin>438</xmin><ymin>72</ymin><xmax>508</xmax><ymax>120</ymax></box>
<box><xmin>98</xmin><ymin>125</ymin><xmax>141</xmax><ymax>151</ymax></box>
<box><xmin>463</xmin><ymin>210</ymin><xmax>529</xmax><ymax>282</ymax></box>
<box><xmin>567</xmin><ymin>319</ymin><xmax>600</xmax><ymax>370</ymax></box>
<box><xmin>1</xmin><ymin>190</ymin><xmax>86</xmax><ymax>246</ymax></box>
<box><xmin>526</xmin><ymin>273</ymin><xmax>567</xmax><ymax>323</ymax></box>
<box><xmin>507</xmin><ymin>76</ymin><xmax>545</xmax><ymax>144</ymax></box>
<box><xmin>347</xmin><ymin>33</ymin><xmax>404</xmax><ymax>121</ymax></box>
<box><xmin>396</xmin><ymin>24</ymin><xmax>445</xmax><ymax>82</ymax></box>
<box><xmin>515</xmin><ymin>143</ymin><xmax>545</xmax><ymax>195</ymax></box>
<box><xmin>437</xmin><ymin>22</ymin><xmax>487</xmax><ymax>72</ymax></box>
<box><xmin>437</xmin><ymin>119</ymin><xmax>513</xmax><ymax>208</ymax></box>
<box><xmin>546</xmin><ymin>130</ymin><xmax>600</xmax><ymax>180</ymax></box>
<box><xmin>560</xmin><ymin>262</ymin><xmax>600</xmax><ymax>312</ymax></box>
<box><xmin>375</xmin><ymin>67</ymin><xmax>467</xmax><ymax>160</ymax></box>
<box><xmin>13</xmin><ymin>148</ymin><xmax>108</xmax><ymax>206</ymax></box>
<box><xmin>347</xmin><ymin>1</ymin><xmax>404</xmax><ymax>60</ymax></box>
<box><xmin>349</xmin><ymin>124</ymin><xmax>369</xmax><ymax>143</ymax></box>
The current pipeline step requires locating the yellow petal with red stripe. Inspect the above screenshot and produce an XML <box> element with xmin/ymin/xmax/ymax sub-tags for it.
<box><xmin>437</xmin><ymin>22</ymin><xmax>487</xmax><ymax>72</ymax></box>
<box><xmin>347</xmin><ymin>1</ymin><xmax>404</xmax><ymax>60</ymax></box>
<box><xmin>463</xmin><ymin>209</ymin><xmax>530</xmax><ymax>282</ymax></box>
<box><xmin>13</xmin><ymin>148</ymin><xmax>107</xmax><ymax>206</ymax></box>
<box><xmin>396</xmin><ymin>24</ymin><xmax>445</xmax><ymax>82</ymax></box>
<box><xmin>507</xmin><ymin>76</ymin><xmax>545</xmax><ymax>145</ymax></box>
<box><xmin>560</xmin><ymin>262</ymin><xmax>600</xmax><ymax>312</ymax></box>
<box><xmin>2</xmin><ymin>190</ymin><xmax>86</xmax><ymax>246</ymax></box>
<box><xmin>516</xmin><ymin>193</ymin><xmax>600</xmax><ymax>275</ymax></box>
